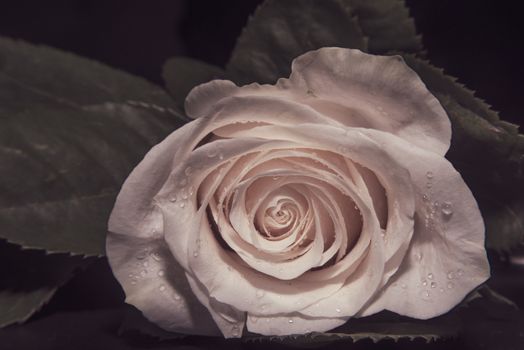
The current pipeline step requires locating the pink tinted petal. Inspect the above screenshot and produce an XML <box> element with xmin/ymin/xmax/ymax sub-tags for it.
<box><xmin>358</xmin><ymin>130</ymin><xmax>489</xmax><ymax>319</ymax></box>
<box><xmin>246</xmin><ymin>313</ymin><xmax>348</xmax><ymax>336</ymax></box>
<box><xmin>106</xmin><ymin>234</ymin><xmax>219</xmax><ymax>335</ymax></box>
<box><xmin>281</xmin><ymin>47</ymin><xmax>451</xmax><ymax>155</ymax></box>
<box><xmin>185</xmin><ymin>273</ymin><xmax>246</xmax><ymax>338</ymax></box>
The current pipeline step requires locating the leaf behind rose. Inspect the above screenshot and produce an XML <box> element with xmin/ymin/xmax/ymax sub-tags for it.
<box><xmin>226</xmin><ymin>0</ymin><xmax>421</xmax><ymax>85</ymax></box>
<box><xmin>401</xmin><ymin>54</ymin><xmax>524</xmax><ymax>252</ymax></box>
<box><xmin>0</xmin><ymin>239</ymin><xmax>90</xmax><ymax>328</ymax></box>
<box><xmin>162</xmin><ymin>57</ymin><xmax>226</xmax><ymax>111</ymax></box>
<box><xmin>0</xmin><ymin>37</ymin><xmax>187</xmax><ymax>257</ymax></box>
<box><xmin>242</xmin><ymin>311</ymin><xmax>459</xmax><ymax>346</ymax></box>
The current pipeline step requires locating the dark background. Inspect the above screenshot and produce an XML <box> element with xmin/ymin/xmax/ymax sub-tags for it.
<box><xmin>0</xmin><ymin>1</ymin><xmax>523</xmax><ymax>349</ymax></box>
<box><xmin>0</xmin><ymin>0</ymin><xmax>522</xmax><ymax>125</ymax></box>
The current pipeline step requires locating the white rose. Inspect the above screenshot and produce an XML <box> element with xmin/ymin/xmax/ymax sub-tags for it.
<box><xmin>107</xmin><ymin>47</ymin><xmax>490</xmax><ymax>338</ymax></box>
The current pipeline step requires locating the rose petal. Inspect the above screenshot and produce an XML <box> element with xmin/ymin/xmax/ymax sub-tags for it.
<box><xmin>281</xmin><ymin>48</ymin><xmax>451</xmax><ymax>155</ymax></box>
<box><xmin>357</xmin><ymin>130</ymin><xmax>490</xmax><ymax>319</ymax></box>
<box><xmin>246</xmin><ymin>313</ymin><xmax>348</xmax><ymax>336</ymax></box>
<box><xmin>106</xmin><ymin>234</ymin><xmax>220</xmax><ymax>335</ymax></box>
<box><xmin>185</xmin><ymin>48</ymin><xmax>451</xmax><ymax>156</ymax></box>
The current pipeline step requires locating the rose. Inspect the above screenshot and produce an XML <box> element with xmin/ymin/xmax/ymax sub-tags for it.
<box><xmin>106</xmin><ymin>47</ymin><xmax>489</xmax><ymax>338</ymax></box>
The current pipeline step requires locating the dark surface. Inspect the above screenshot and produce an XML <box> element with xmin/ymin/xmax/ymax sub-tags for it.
<box><xmin>0</xmin><ymin>0</ymin><xmax>523</xmax><ymax>349</ymax></box>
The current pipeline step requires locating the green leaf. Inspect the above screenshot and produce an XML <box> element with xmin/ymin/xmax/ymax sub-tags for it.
<box><xmin>243</xmin><ymin>311</ymin><xmax>458</xmax><ymax>345</ymax></box>
<box><xmin>347</xmin><ymin>0</ymin><xmax>422</xmax><ymax>54</ymax></box>
<box><xmin>226</xmin><ymin>0</ymin><xmax>367</xmax><ymax>85</ymax></box>
<box><xmin>162</xmin><ymin>57</ymin><xmax>225</xmax><ymax>110</ymax></box>
<box><xmin>226</xmin><ymin>0</ymin><xmax>422</xmax><ymax>85</ymax></box>
<box><xmin>0</xmin><ymin>37</ymin><xmax>187</xmax><ymax>256</ymax></box>
<box><xmin>401</xmin><ymin>54</ymin><xmax>524</xmax><ymax>252</ymax></box>
<box><xmin>0</xmin><ymin>239</ymin><xmax>90</xmax><ymax>327</ymax></box>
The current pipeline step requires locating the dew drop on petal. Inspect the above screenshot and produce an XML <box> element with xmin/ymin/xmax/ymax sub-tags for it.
<box><xmin>426</xmin><ymin>171</ymin><xmax>434</xmax><ymax>179</ymax></box>
<box><xmin>441</xmin><ymin>201</ymin><xmax>453</xmax><ymax>218</ymax></box>
<box><xmin>422</xmin><ymin>279</ymin><xmax>428</xmax><ymax>287</ymax></box>
<box><xmin>157</xmin><ymin>270</ymin><xmax>165</xmax><ymax>277</ymax></box>
<box><xmin>173</xmin><ymin>293</ymin><xmax>181</xmax><ymax>301</ymax></box>
<box><xmin>207</xmin><ymin>148</ymin><xmax>218</xmax><ymax>158</ymax></box>
<box><xmin>256</xmin><ymin>290</ymin><xmax>265</xmax><ymax>298</ymax></box>
<box><xmin>335</xmin><ymin>308</ymin><xmax>341</xmax><ymax>313</ymax></box>
<box><xmin>401</xmin><ymin>283</ymin><xmax>407</xmax><ymax>289</ymax></box>
<box><xmin>169</xmin><ymin>195</ymin><xmax>177</xmax><ymax>203</ymax></box>
<box><xmin>447</xmin><ymin>282</ymin><xmax>454</xmax><ymax>289</ymax></box>
<box><xmin>430</xmin><ymin>282</ymin><xmax>437</xmax><ymax>288</ymax></box>
<box><xmin>288</xmin><ymin>319</ymin><xmax>294</xmax><ymax>324</ymax></box>
<box><xmin>159</xmin><ymin>285</ymin><xmax>166</xmax><ymax>292</ymax></box>
<box><xmin>457</xmin><ymin>269</ymin><xmax>464</xmax><ymax>277</ymax></box>
<box><xmin>136</xmin><ymin>249</ymin><xmax>148</xmax><ymax>260</ymax></box>
<box><xmin>427</xmin><ymin>273</ymin><xmax>434</xmax><ymax>280</ymax></box>
<box><xmin>179</xmin><ymin>202</ymin><xmax>186</xmax><ymax>208</ymax></box>
<box><xmin>447</xmin><ymin>271</ymin><xmax>455</xmax><ymax>280</ymax></box>
<box><xmin>150</xmin><ymin>252</ymin><xmax>162</xmax><ymax>261</ymax></box>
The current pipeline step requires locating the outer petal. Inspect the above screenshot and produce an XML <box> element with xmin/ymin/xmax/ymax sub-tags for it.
<box><xmin>107</xmin><ymin>119</ymin><xmax>220</xmax><ymax>335</ymax></box>
<box><xmin>358</xmin><ymin>129</ymin><xmax>490</xmax><ymax>319</ymax></box>
<box><xmin>185</xmin><ymin>47</ymin><xmax>451</xmax><ymax>155</ymax></box>
<box><xmin>106</xmin><ymin>234</ymin><xmax>219</xmax><ymax>335</ymax></box>
<box><xmin>246</xmin><ymin>313</ymin><xmax>348</xmax><ymax>336</ymax></box>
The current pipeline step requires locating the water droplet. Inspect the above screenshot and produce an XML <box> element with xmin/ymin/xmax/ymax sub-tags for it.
<box><xmin>419</xmin><ymin>290</ymin><xmax>431</xmax><ymax>300</ymax></box>
<box><xmin>401</xmin><ymin>283</ymin><xmax>407</xmax><ymax>289</ymax></box>
<box><xmin>181</xmin><ymin>190</ymin><xmax>189</xmax><ymax>200</ymax></box>
<box><xmin>422</xmin><ymin>194</ymin><xmax>429</xmax><ymax>202</ymax></box>
<box><xmin>173</xmin><ymin>293</ymin><xmax>181</xmax><ymax>301</ymax></box>
<box><xmin>457</xmin><ymin>269</ymin><xmax>464</xmax><ymax>277</ymax></box>
<box><xmin>426</xmin><ymin>182</ymin><xmax>432</xmax><ymax>189</ymax></box>
<box><xmin>157</xmin><ymin>270</ymin><xmax>165</xmax><ymax>277</ymax></box>
<box><xmin>415</xmin><ymin>253</ymin><xmax>423</xmax><ymax>261</ymax></box>
<box><xmin>427</xmin><ymin>273</ymin><xmax>434</xmax><ymax>280</ymax></box>
<box><xmin>335</xmin><ymin>308</ymin><xmax>341</xmax><ymax>313</ymax></box>
<box><xmin>142</xmin><ymin>261</ymin><xmax>149</xmax><ymax>268</ymax></box>
<box><xmin>128</xmin><ymin>273</ymin><xmax>134</xmax><ymax>278</ymax></box>
<box><xmin>430</xmin><ymin>282</ymin><xmax>437</xmax><ymax>288</ymax></box>
<box><xmin>447</xmin><ymin>282</ymin><xmax>454</xmax><ymax>289</ymax></box>
<box><xmin>159</xmin><ymin>285</ymin><xmax>166</xmax><ymax>292</ymax></box>
<box><xmin>288</xmin><ymin>319</ymin><xmax>294</xmax><ymax>324</ymax></box>
<box><xmin>150</xmin><ymin>252</ymin><xmax>162</xmax><ymax>261</ymax></box>
<box><xmin>207</xmin><ymin>148</ymin><xmax>218</xmax><ymax>158</ymax></box>
<box><xmin>422</xmin><ymin>279</ymin><xmax>428</xmax><ymax>287</ymax></box>
<box><xmin>260</xmin><ymin>304</ymin><xmax>267</xmax><ymax>311</ymax></box>
<box><xmin>178</xmin><ymin>178</ymin><xmax>188</xmax><ymax>187</ymax></box>
<box><xmin>136</xmin><ymin>249</ymin><xmax>148</xmax><ymax>260</ymax></box>
<box><xmin>426</xmin><ymin>171</ymin><xmax>434</xmax><ymax>179</ymax></box>
<box><xmin>433</xmin><ymin>201</ymin><xmax>440</xmax><ymax>208</ymax></box>
<box><xmin>218</xmin><ymin>153</ymin><xmax>224</xmax><ymax>160</ymax></box>
<box><xmin>184</xmin><ymin>167</ymin><xmax>193</xmax><ymax>176</ymax></box>
<box><xmin>447</xmin><ymin>271</ymin><xmax>455</xmax><ymax>280</ymax></box>
<box><xmin>256</xmin><ymin>290</ymin><xmax>265</xmax><ymax>298</ymax></box>
<box><xmin>169</xmin><ymin>195</ymin><xmax>177</xmax><ymax>202</ymax></box>
<box><xmin>131</xmin><ymin>280</ymin><xmax>137</xmax><ymax>285</ymax></box>
<box><xmin>193</xmin><ymin>250</ymin><xmax>199</xmax><ymax>257</ymax></box>
<box><xmin>179</xmin><ymin>202</ymin><xmax>185</xmax><ymax>208</ymax></box>
<box><xmin>188</xmin><ymin>186</ymin><xmax>195</xmax><ymax>196</ymax></box>
<box><xmin>140</xmin><ymin>269</ymin><xmax>148</xmax><ymax>277</ymax></box>
<box><xmin>441</xmin><ymin>201</ymin><xmax>453</xmax><ymax>218</ymax></box>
